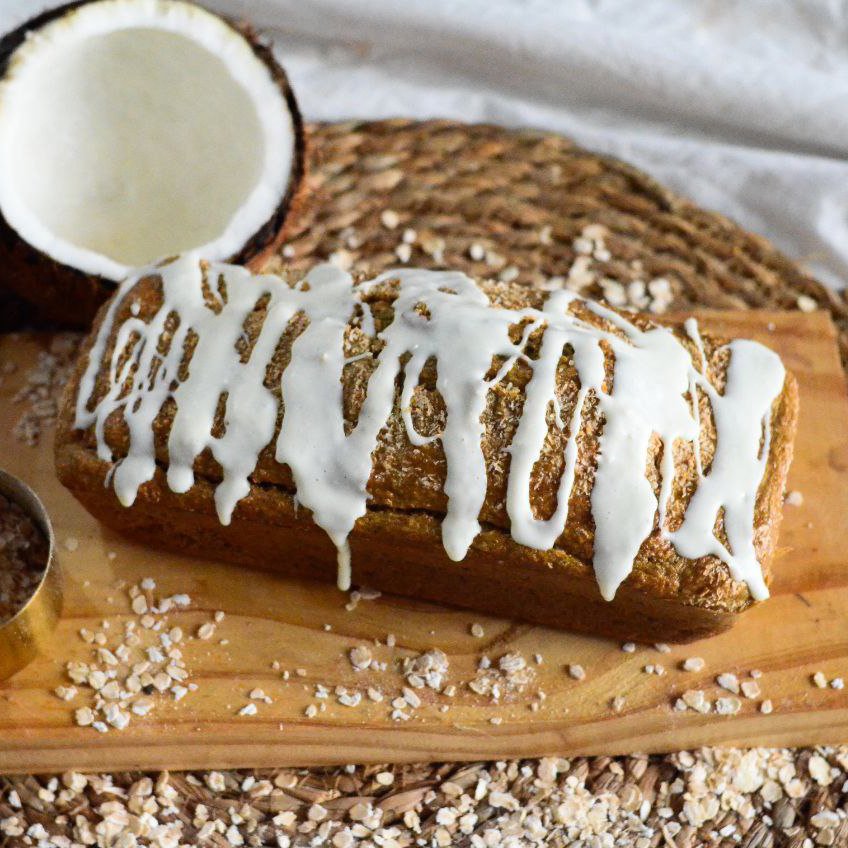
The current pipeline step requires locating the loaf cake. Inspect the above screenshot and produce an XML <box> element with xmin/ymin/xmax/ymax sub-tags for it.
<box><xmin>55</xmin><ymin>255</ymin><xmax>799</xmax><ymax>642</ymax></box>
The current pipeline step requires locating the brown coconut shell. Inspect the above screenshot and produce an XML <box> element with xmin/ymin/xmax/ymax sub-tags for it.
<box><xmin>0</xmin><ymin>0</ymin><xmax>308</xmax><ymax>329</ymax></box>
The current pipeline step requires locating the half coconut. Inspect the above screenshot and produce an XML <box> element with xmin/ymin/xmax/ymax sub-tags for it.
<box><xmin>0</xmin><ymin>0</ymin><xmax>306</xmax><ymax>326</ymax></box>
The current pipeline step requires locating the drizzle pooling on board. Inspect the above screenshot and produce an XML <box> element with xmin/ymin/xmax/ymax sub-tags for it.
<box><xmin>75</xmin><ymin>256</ymin><xmax>786</xmax><ymax>601</ymax></box>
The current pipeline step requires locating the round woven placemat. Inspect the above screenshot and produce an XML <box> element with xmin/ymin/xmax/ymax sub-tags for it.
<box><xmin>268</xmin><ymin>119</ymin><xmax>848</xmax><ymax>368</ymax></box>
<box><xmin>2</xmin><ymin>119</ymin><xmax>847</xmax><ymax>847</ymax></box>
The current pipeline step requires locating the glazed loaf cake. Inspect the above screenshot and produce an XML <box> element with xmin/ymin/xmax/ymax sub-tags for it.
<box><xmin>55</xmin><ymin>256</ymin><xmax>798</xmax><ymax>642</ymax></box>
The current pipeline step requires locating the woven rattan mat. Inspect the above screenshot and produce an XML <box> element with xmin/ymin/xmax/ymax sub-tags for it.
<box><xmin>2</xmin><ymin>119</ymin><xmax>848</xmax><ymax>847</ymax></box>
<box><xmin>269</xmin><ymin>119</ymin><xmax>848</xmax><ymax>365</ymax></box>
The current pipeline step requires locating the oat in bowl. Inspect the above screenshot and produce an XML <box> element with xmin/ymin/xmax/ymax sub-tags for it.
<box><xmin>0</xmin><ymin>469</ymin><xmax>61</xmax><ymax>679</ymax></box>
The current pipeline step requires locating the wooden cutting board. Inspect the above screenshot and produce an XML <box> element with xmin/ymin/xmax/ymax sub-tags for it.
<box><xmin>0</xmin><ymin>310</ymin><xmax>846</xmax><ymax>774</ymax></box>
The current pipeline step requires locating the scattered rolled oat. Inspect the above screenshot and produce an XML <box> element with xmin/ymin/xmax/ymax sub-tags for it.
<box><xmin>380</xmin><ymin>209</ymin><xmax>399</xmax><ymax>230</ymax></box>
<box><xmin>349</xmin><ymin>645</ymin><xmax>373</xmax><ymax>671</ymax></box>
<box><xmin>11</xmin><ymin>334</ymin><xmax>82</xmax><ymax>445</ymax></box>
<box><xmin>499</xmin><ymin>265</ymin><xmax>519</xmax><ymax>283</ymax></box>
<box><xmin>468</xmin><ymin>651</ymin><xmax>534</xmax><ymax>703</ymax></box>
<box><xmin>573</xmin><ymin>235</ymin><xmax>593</xmax><ymax>255</ymax></box>
<box><xmin>809</xmin><ymin>754</ymin><xmax>833</xmax><ymax>785</ymax></box>
<box><xmin>74</xmin><ymin>706</ymin><xmax>94</xmax><ymax>727</ymax></box>
<box><xmin>54</xmin><ymin>685</ymin><xmax>77</xmax><ymax>702</ymax></box>
<box><xmin>797</xmin><ymin>294</ymin><xmax>817</xmax><ymax>313</ymax></box>
<box><xmin>343</xmin><ymin>589</ymin><xmax>374</xmax><ymax>612</ymax></box>
<box><xmin>716</xmin><ymin>672</ymin><xmax>740</xmax><ymax>694</ymax></box>
<box><xmin>715</xmin><ymin>696</ymin><xmax>742</xmax><ymax>716</ymax></box>
<box><xmin>328</xmin><ymin>248</ymin><xmax>355</xmax><ymax>270</ymax></box>
<box><xmin>402</xmin><ymin>687</ymin><xmax>421</xmax><ymax>709</ymax></box>
<box><xmin>811</xmin><ymin>811</ymin><xmax>840</xmax><ymax>829</ymax></box>
<box><xmin>647</xmin><ymin>277</ymin><xmax>673</xmax><ymax>313</ymax></box>
<box><xmin>196</xmin><ymin>622</ymin><xmax>215</xmax><ymax>640</ymax></box>
<box><xmin>337</xmin><ymin>690</ymin><xmax>362</xmax><ymax>708</ymax></box>
<box><xmin>249</xmin><ymin>688</ymin><xmax>272</xmax><ymax>704</ymax></box>
<box><xmin>485</xmin><ymin>248</ymin><xmax>505</xmax><ymax>269</ymax></box>
<box><xmin>498</xmin><ymin>652</ymin><xmax>527</xmax><ymax>674</ymax></box>
<box><xmin>63</xmin><ymin>579</ymin><xmax>202</xmax><ymax>733</ymax></box>
<box><xmin>403</xmin><ymin>648</ymin><xmax>449</xmax><ymax>693</ymax></box>
<box><xmin>682</xmin><ymin>689</ymin><xmax>711</xmax><ymax>714</ymax></box>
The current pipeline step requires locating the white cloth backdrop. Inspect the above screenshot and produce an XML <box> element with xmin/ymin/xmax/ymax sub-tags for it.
<box><xmin>5</xmin><ymin>0</ymin><xmax>847</xmax><ymax>290</ymax></box>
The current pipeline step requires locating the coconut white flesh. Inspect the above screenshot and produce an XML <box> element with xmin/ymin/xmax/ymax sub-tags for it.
<box><xmin>0</xmin><ymin>0</ymin><xmax>295</xmax><ymax>280</ymax></box>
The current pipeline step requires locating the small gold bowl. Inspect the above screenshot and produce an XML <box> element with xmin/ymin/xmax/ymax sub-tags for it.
<box><xmin>0</xmin><ymin>469</ymin><xmax>62</xmax><ymax>681</ymax></box>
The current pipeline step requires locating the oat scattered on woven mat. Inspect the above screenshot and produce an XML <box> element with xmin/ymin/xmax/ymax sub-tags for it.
<box><xmin>2</xmin><ymin>749</ymin><xmax>847</xmax><ymax>846</ymax></box>
<box><xmin>0</xmin><ymin>492</ymin><xmax>48</xmax><ymax>624</ymax></box>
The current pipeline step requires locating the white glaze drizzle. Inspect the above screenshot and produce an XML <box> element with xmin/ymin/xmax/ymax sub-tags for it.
<box><xmin>75</xmin><ymin>256</ymin><xmax>786</xmax><ymax>600</ymax></box>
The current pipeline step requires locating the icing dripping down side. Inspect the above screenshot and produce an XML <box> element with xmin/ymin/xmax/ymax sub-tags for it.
<box><xmin>75</xmin><ymin>257</ymin><xmax>787</xmax><ymax>602</ymax></box>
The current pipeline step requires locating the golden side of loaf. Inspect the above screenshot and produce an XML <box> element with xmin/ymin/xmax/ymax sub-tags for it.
<box><xmin>55</xmin><ymin>271</ymin><xmax>799</xmax><ymax>642</ymax></box>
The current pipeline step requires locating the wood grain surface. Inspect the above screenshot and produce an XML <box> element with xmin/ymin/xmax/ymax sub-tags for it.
<box><xmin>0</xmin><ymin>309</ymin><xmax>846</xmax><ymax>774</ymax></box>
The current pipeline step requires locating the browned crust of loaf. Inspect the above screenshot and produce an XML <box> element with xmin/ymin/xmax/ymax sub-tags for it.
<box><xmin>0</xmin><ymin>2</ymin><xmax>309</xmax><ymax>329</ymax></box>
<box><xmin>55</xmin><ymin>274</ymin><xmax>799</xmax><ymax>641</ymax></box>
<box><xmin>56</xmin><ymin>443</ymin><xmax>740</xmax><ymax>643</ymax></box>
